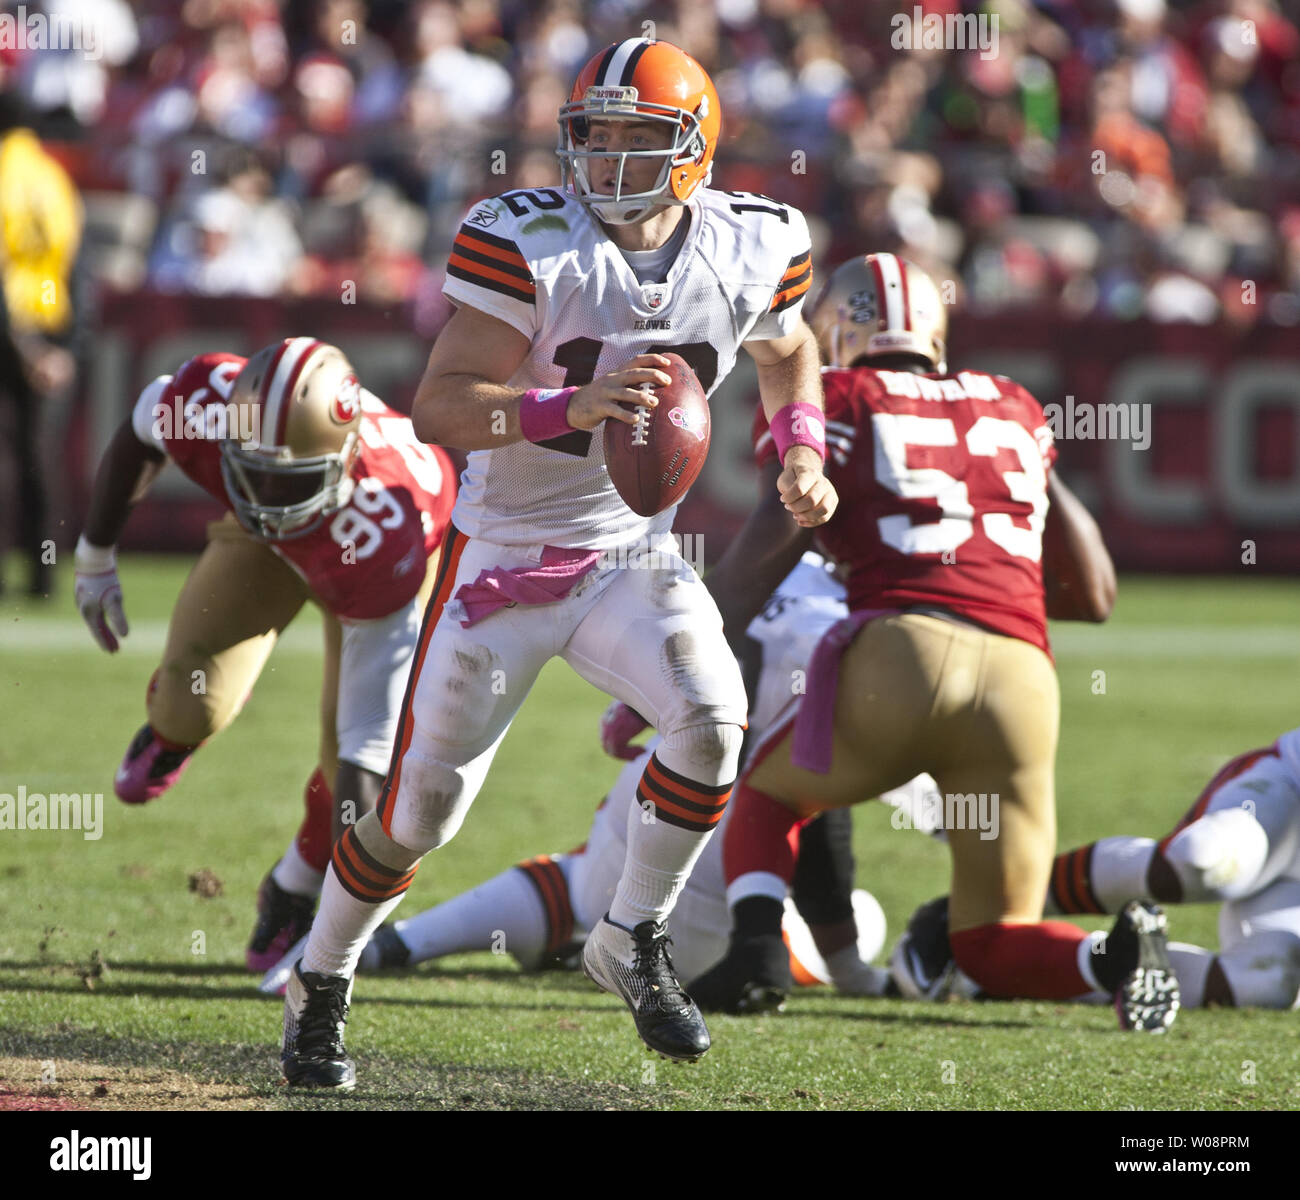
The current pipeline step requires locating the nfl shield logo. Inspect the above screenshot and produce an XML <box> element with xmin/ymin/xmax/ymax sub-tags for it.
<box><xmin>643</xmin><ymin>285</ymin><xmax>667</xmax><ymax>310</ymax></box>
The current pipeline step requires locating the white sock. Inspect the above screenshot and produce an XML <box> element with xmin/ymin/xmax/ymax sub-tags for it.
<box><xmin>271</xmin><ymin>840</ymin><xmax>326</xmax><ymax>898</ymax></box>
<box><xmin>302</xmin><ymin>866</ymin><xmax>406</xmax><ymax>978</ymax></box>
<box><xmin>391</xmin><ymin>866</ymin><xmax>549</xmax><ymax>966</ymax></box>
<box><xmin>1085</xmin><ymin>836</ymin><xmax>1157</xmax><ymax>912</ymax></box>
<box><xmin>1167</xmin><ymin>942</ymin><xmax>1213</xmax><ymax>1008</ymax></box>
<box><xmin>1076</xmin><ymin>930</ymin><xmax>1108</xmax><ymax>992</ymax></box>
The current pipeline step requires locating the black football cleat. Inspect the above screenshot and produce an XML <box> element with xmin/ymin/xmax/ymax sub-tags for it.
<box><xmin>368</xmin><ymin>923</ymin><xmax>411</xmax><ymax>969</ymax></box>
<box><xmin>688</xmin><ymin>933</ymin><xmax>792</xmax><ymax>1015</ymax></box>
<box><xmin>889</xmin><ymin>896</ymin><xmax>984</xmax><ymax>1001</ymax></box>
<box><xmin>582</xmin><ymin>915</ymin><xmax>711</xmax><ymax>1061</ymax></box>
<box><xmin>1105</xmin><ymin>901</ymin><xmax>1181</xmax><ymax>1033</ymax></box>
<box><xmin>281</xmin><ymin>961</ymin><xmax>356</xmax><ymax>1090</ymax></box>
<box><xmin>247</xmin><ymin>873</ymin><xmax>316</xmax><ymax>972</ymax></box>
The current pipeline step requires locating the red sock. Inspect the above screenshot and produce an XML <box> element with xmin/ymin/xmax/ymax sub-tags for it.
<box><xmin>294</xmin><ymin>768</ymin><xmax>333</xmax><ymax>873</ymax></box>
<box><xmin>722</xmin><ymin>779</ymin><xmax>805</xmax><ymax>888</ymax></box>
<box><xmin>951</xmin><ymin>921</ymin><xmax>1091</xmax><ymax>999</ymax></box>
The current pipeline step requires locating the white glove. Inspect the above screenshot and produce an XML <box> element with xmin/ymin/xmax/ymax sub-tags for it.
<box><xmin>74</xmin><ymin>535</ymin><xmax>128</xmax><ymax>652</ymax></box>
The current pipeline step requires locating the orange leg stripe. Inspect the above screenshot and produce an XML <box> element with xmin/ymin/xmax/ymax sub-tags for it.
<box><xmin>1071</xmin><ymin>848</ymin><xmax>1097</xmax><ymax>915</ymax></box>
<box><xmin>379</xmin><ymin>529</ymin><xmax>468</xmax><ymax>837</ymax></box>
<box><xmin>1051</xmin><ymin>852</ymin><xmax>1076</xmax><ymax>913</ymax></box>
<box><xmin>519</xmin><ymin>858</ymin><xmax>562</xmax><ymax>942</ymax></box>
<box><xmin>644</xmin><ymin>758</ymin><xmax>731</xmax><ymax>809</ymax></box>
<box><xmin>540</xmin><ymin>859</ymin><xmax>574</xmax><ymax>948</ymax></box>
<box><xmin>332</xmin><ymin>836</ymin><xmax>417</xmax><ymax>900</ymax></box>
<box><xmin>637</xmin><ymin>783</ymin><xmax>726</xmax><ymax>830</ymax></box>
<box><xmin>335</xmin><ymin>832</ymin><xmax>416</xmax><ymax>893</ymax></box>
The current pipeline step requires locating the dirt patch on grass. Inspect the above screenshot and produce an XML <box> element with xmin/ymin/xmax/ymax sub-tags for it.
<box><xmin>0</xmin><ymin>1056</ymin><xmax>272</xmax><ymax>1111</ymax></box>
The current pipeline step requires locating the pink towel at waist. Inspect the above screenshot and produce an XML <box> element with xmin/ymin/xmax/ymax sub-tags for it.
<box><xmin>449</xmin><ymin>546</ymin><xmax>602</xmax><ymax>628</ymax></box>
<box><xmin>791</xmin><ymin>608</ymin><xmax>897</xmax><ymax>774</ymax></box>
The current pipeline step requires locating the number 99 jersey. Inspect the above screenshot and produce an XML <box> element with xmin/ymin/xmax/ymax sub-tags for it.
<box><xmin>131</xmin><ymin>352</ymin><xmax>457</xmax><ymax>620</ymax></box>
<box><xmin>753</xmin><ymin>365</ymin><xmax>1058</xmax><ymax>654</ymax></box>
<box><xmin>442</xmin><ymin>185</ymin><xmax>813</xmax><ymax>550</ymax></box>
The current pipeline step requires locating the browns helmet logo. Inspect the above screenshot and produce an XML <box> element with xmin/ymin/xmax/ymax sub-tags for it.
<box><xmin>332</xmin><ymin>375</ymin><xmax>361</xmax><ymax>424</ymax></box>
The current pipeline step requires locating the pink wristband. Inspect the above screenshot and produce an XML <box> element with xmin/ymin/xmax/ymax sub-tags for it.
<box><xmin>520</xmin><ymin>387</ymin><xmax>578</xmax><ymax>444</ymax></box>
<box><xmin>770</xmin><ymin>402</ymin><xmax>827</xmax><ymax>463</ymax></box>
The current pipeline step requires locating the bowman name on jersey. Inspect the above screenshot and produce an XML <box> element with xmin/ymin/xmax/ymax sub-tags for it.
<box><xmin>444</xmin><ymin>185</ymin><xmax>812</xmax><ymax>549</ymax></box>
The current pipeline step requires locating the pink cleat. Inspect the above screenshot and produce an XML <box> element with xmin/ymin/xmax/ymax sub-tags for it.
<box><xmin>114</xmin><ymin>725</ymin><xmax>196</xmax><ymax>804</ymax></box>
<box><xmin>247</xmin><ymin>873</ymin><xmax>316</xmax><ymax>972</ymax></box>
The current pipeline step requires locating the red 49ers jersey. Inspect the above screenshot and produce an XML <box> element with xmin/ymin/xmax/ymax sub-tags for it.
<box><xmin>753</xmin><ymin>366</ymin><xmax>1057</xmax><ymax>653</ymax></box>
<box><xmin>134</xmin><ymin>352</ymin><xmax>456</xmax><ymax>620</ymax></box>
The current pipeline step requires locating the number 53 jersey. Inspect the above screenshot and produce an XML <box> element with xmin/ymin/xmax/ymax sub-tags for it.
<box><xmin>442</xmin><ymin>186</ymin><xmax>813</xmax><ymax>550</ymax></box>
<box><xmin>131</xmin><ymin>352</ymin><xmax>457</xmax><ymax>620</ymax></box>
<box><xmin>753</xmin><ymin>365</ymin><xmax>1058</xmax><ymax>654</ymax></box>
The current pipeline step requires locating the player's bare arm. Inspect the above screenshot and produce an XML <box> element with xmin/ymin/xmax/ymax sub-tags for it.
<box><xmin>412</xmin><ymin>302</ymin><xmax>672</xmax><ymax>449</ymax></box>
<box><xmin>746</xmin><ymin>321</ymin><xmax>838</xmax><ymax>528</ymax></box>
<box><xmin>706</xmin><ymin>459</ymin><xmax>814</xmax><ymax>648</ymax></box>
<box><xmin>82</xmin><ymin>418</ymin><xmax>166</xmax><ymax>547</ymax></box>
<box><xmin>1042</xmin><ymin>472</ymin><xmax>1116</xmax><ymax>622</ymax></box>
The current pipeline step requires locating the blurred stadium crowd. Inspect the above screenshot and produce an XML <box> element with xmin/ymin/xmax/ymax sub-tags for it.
<box><xmin>3</xmin><ymin>0</ymin><xmax>1297</xmax><ymax>330</ymax></box>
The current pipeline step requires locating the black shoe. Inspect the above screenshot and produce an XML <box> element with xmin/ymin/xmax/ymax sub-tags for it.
<box><xmin>1102</xmin><ymin>901</ymin><xmax>1181</xmax><ymax>1033</ymax></box>
<box><xmin>247</xmin><ymin>874</ymin><xmax>316</xmax><ymax>972</ymax></box>
<box><xmin>689</xmin><ymin>933</ymin><xmax>792</xmax><ymax>1015</ymax></box>
<box><xmin>888</xmin><ymin>896</ymin><xmax>985</xmax><ymax>1001</ymax></box>
<box><xmin>369</xmin><ymin>923</ymin><xmax>411</xmax><ymax>969</ymax></box>
<box><xmin>582</xmin><ymin>915</ymin><xmax>711</xmax><ymax>1061</ymax></box>
<box><xmin>281</xmin><ymin>962</ymin><xmax>356</xmax><ymax>1089</ymax></box>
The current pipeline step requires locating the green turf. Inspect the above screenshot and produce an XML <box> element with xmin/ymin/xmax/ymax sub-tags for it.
<box><xmin>1</xmin><ymin>556</ymin><xmax>1297</xmax><ymax>1110</ymax></box>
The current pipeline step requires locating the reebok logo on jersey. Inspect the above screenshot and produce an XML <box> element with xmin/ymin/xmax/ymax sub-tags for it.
<box><xmin>467</xmin><ymin>207</ymin><xmax>499</xmax><ymax>227</ymax></box>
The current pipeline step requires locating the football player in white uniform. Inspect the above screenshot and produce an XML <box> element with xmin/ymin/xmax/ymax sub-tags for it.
<box><xmin>894</xmin><ymin>733</ymin><xmax>1300</xmax><ymax>1010</ymax></box>
<box><xmin>263</xmin><ymin>557</ymin><xmax>908</xmax><ymax>999</ymax></box>
<box><xmin>281</xmin><ymin>38</ymin><xmax>838</xmax><ymax>1087</ymax></box>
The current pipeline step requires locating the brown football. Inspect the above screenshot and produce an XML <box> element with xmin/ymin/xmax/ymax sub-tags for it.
<box><xmin>603</xmin><ymin>353</ymin><xmax>711</xmax><ymax>517</ymax></box>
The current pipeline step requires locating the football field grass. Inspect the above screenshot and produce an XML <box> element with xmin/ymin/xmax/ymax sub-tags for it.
<box><xmin>1</xmin><ymin>556</ymin><xmax>1297</xmax><ymax>1111</ymax></box>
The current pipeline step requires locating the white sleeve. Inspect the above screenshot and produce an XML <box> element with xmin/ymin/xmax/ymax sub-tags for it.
<box><xmin>130</xmin><ymin>375</ymin><xmax>174</xmax><ymax>454</ymax></box>
<box><xmin>441</xmin><ymin>201</ymin><xmax>539</xmax><ymax>341</ymax></box>
<box><xmin>744</xmin><ymin>205</ymin><xmax>814</xmax><ymax>342</ymax></box>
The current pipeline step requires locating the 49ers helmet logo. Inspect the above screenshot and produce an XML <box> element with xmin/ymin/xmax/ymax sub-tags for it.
<box><xmin>667</xmin><ymin>405</ymin><xmax>706</xmax><ymax>442</ymax></box>
<box><xmin>332</xmin><ymin>375</ymin><xmax>361</xmax><ymax>424</ymax></box>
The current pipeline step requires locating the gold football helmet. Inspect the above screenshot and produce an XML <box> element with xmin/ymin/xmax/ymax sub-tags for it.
<box><xmin>220</xmin><ymin>338</ymin><xmax>362</xmax><ymax>540</ymax></box>
<box><xmin>809</xmin><ymin>253</ymin><xmax>947</xmax><ymax>374</ymax></box>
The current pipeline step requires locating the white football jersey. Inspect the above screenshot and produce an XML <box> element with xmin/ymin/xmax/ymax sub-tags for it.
<box><xmin>744</xmin><ymin>554</ymin><xmax>848</xmax><ymax>733</ymax></box>
<box><xmin>442</xmin><ymin>185</ymin><xmax>813</xmax><ymax>549</ymax></box>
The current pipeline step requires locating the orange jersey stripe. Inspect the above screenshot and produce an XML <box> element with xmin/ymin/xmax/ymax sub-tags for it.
<box><xmin>780</xmin><ymin>254</ymin><xmax>811</xmax><ymax>282</ymax></box>
<box><xmin>447</xmin><ymin>252</ymin><xmax>537</xmax><ymax>295</ymax></box>
<box><xmin>454</xmin><ymin>231</ymin><xmax>529</xmax><ymax>270</ymax></box>
<box><xmin>770</xmin><ymin>276</ymin><xmax>812</xmax><ymax>312</ymax></box>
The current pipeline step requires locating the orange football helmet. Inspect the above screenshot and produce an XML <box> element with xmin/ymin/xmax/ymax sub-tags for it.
<box><xmin>557</xmin><ymin>38</ymin><xmax>721</xmax><ymax>225</ymax></box>
<box><xmin>220</xmin><ymin>337</ymin><xmax>362</xmax><ymax>540</ymax></box>
<box><xmin>810</xmin><ymin>253</ymin><xmax>948</xmax><ymax>374</ymax></box>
